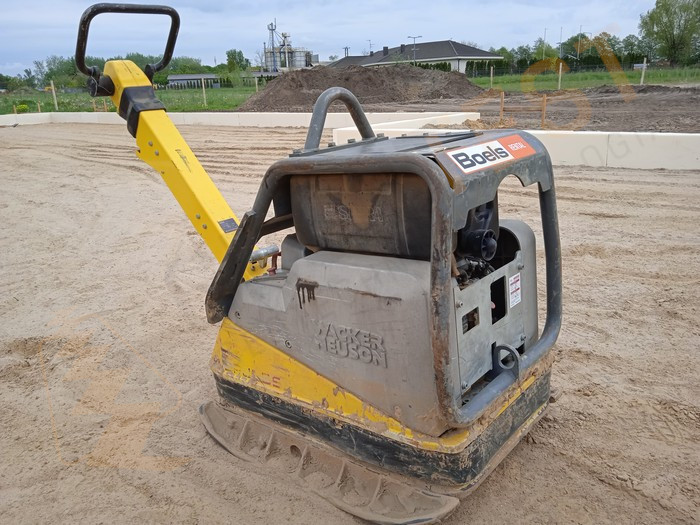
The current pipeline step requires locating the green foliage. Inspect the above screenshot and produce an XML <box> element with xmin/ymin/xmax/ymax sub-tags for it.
<box><xmin>226</xmin><ymin>49</ymin><xmax>250</xmax><ymax>71</ymax></box>
<box><xmin>0</xmin><ymin>85</ymin><xmax>257</xmax><ymax>114</ymax></box>
<box><xmin>416</xmin><ymin>61</ymin><xmax>452</xmax><ymax>72</ymax></box>
<box><xmin>640</xmin><ymin>0</ymin><xmax>700</xmax><ymax>65</ymax></box>
<box><xmin>15</xmin><ymin>104</ymin><xmax>29</xmax><ymax>113</ymax></box>
<box><xmin>470</xmin><ymin>66</ymin><xmax>700</xmax><ymax>92</ymax></box>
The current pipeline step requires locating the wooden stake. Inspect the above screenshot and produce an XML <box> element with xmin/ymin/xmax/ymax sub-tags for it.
<box><xmin>499</xmin><ymin>91</ymin><xmax>505</xmax><ymax>120</ymax></box>
<box><xmin>639</xmin><ymin>57</ymin><xmax>647</xmax><ymax>86</ymax></box>
<box><xmin>37</xmin><ymin>101</ymin><xmax>41</xmax><ymax>113</ymax></box>
<box><xmin>201</xmin><ymin>77</ymin><xmax>207</xmax><ymax>108</ymax></box>
<box><xmin>541</xmin><ymin>94</ymin><xmax>547</xmax><ymax>128</ymax></box>
<box><xmin>92</xmin><ymin>100</ymin><xmax>97</xmax><ymax>112</ymax></box>
<box><xmin>50</xmin><ymin>80</ymin><xmax>58</xmax><ymax>111</ymax></box>
<box><xmin>255</xmin><ymin>76</ymin><xmax>259</xmax><ymax>92</ymax></box>
<box><xmin>557</xmin><ymin>61</ymin><xmax>563</xmax><ymax>90</ymax></box>
<box><xmin>490</xmin><ymin>66</ymin><xmax>494</xmax><ymax>89</ymax></box>
<box><xmin>13</xmin><ymin>104</ymin><xmax>17</xmax><ymax>114</ymax></box>
<box><xmin>103</xmin><ymin>99</ymin><xmax>108</xmax><ymax>112</ymax></box>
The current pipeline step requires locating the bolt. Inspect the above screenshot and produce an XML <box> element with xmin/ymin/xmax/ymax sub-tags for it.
<box><xmin>154</xmin><ymin>150</ymin><xmax>159</xmax><ymax>156</ymax></box>
<box><xmin>461</xmin><ymin>381</ymin><xmax>468</xmax><ymax>390</ymax></box>
<box><xmin>234</xmin><ymin>311</ymin><xmax>241</xmax><ymax>319</ymax></box>
<box><xmin>148</xmin><ymin>140</ymin><xmax>153</xmax><ymax>146</ymax></box>
<box><xmin>455</xmin><ymin>300</ymin><xmax>464</xmax><ymax>309</ymax></box>
<box><xmin>195</xmin><ymin>213</ymin><xmax>201</xmax><ymax>219</ymax></box>
<box><xmin>202</xmin><ymin>224</ymin><xmax>207</xmax><ymax>229</ymax></box>
<box><xmin>517</xmin><ymin>263</ymin><xmax>524</xmax><ymax>270</ymax></box>
<box><xmin>284</xmin><ymin>340</ymin><xmax>292</xmax><ymax>348</ymax></box>
<box><xmin>520</xmin><ymin>334</ymin><xmax>527</xmax><ymax>342</ymax></box>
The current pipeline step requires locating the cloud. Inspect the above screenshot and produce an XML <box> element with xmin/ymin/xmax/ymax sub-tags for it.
<box><xmin>1</xmin><ymin>0</ymin><xmax>654</xmax><ymax>75</ymax></box>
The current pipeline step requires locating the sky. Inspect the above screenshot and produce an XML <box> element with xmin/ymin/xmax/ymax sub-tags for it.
<box><xmin>1</xmin><ymin>0</ymin><xmax>655</xmax><ymax>76</ymax></box>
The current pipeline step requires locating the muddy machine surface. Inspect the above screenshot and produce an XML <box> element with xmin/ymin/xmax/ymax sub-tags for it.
<box><xmin>76</xmin><ymin>4</ymin><xmax>562</xmax><ymax>523</ymax></box>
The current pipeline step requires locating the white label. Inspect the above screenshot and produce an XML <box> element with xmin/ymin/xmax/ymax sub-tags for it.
<box><xmin>448</xmin><ymin>139</ymin><xmax>515</xmax><ymax>174</ymax></box>
<box><xmin>509</xmin><ymin>273</ymin><xmax>522</xmax><ymax>308</ymax></box>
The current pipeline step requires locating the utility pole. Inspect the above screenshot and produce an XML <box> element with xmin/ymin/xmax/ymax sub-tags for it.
<box><xmin>343</xmin><ymin>46</ymin><xmax>350</xmax><ymax>57</ymax></box>
<box><xmin>542</xmin><ymin>27</ymin><xmax>547</xmax><ymax>60</ymax></box>
<box><xmin>577</xmin><ymin>24</ymin><xmax>582</xmax><ymax>62</ymax></box>
<box><xmin>367</xmin><ymin>39</ymin><xmax>373</xmax><ymax>53</ymax></box>
<box><xmin>559</xmin><ymin>26</ymin><xmax>562</xmax><ymax>58</ymax></box>
<box><xmin>408</xmin><ymin>35</ymin><xmax>422</xmax><ymax>63</ymax></box>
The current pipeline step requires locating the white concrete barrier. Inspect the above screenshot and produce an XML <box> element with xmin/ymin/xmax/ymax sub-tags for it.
<box><xmin>529</xmin><ymin>131</ymin><xmax>610</xmax><ymax>168</ymax></box>
<box><xmin>606</xmin><ymin>132</ymin><xmax>699</xmax><ymax>170</ymax></box>
<box><xmin>2</xmin><ymin>111</ymin><xmax>470</xmax><ymax>129</ymax></box>
<box><xmin>333</xmin><ymin>122</ymin><xmax>700</xmax><ymax>171</ymax></box>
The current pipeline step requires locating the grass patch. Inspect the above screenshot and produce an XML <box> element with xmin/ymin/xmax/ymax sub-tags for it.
<box><xmin>470</xmin><ymin>67</ymin><xmax>700</xmax><ymax>92</ymax></box>
<box><xmin>0</xmin><ymin>86</ymin><xmax>257</xmax><ymax>115</ymax></box>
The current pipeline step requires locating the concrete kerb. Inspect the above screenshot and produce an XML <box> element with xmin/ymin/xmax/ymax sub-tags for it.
<box><xmin>1</xmin><ymin>111</ymin><xmax>474</xmax><ymax>129</ymax></box>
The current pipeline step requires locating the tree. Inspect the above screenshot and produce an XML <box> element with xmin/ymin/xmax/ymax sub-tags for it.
<box><xmin>533</xmin><ymin>38</ymin><xmax>559</xmax><ymax>59</ymax></box>
<box><xmin>328</xmin><ymin>54</ymin><xmax>339</xmax><ymax>61</ymax></box>
<box><xmin>513</xmin><ymin>45</ymin><xmax>533</xmax><ymax>68</ymax></box>
<box><xmin>226</xmin><ymin>49</ymin><xmax>250</xmax><ymax>71</ymax></box>
<box><xmin>254</xmin><ymin>49</ymin><xmax>266</xmax><ymax>69</ymax></box>
<box><xmin>620</xmin><ymin>34</ymin><xmax>645</xmax><ymax>65</ymax></box>
<box><xmin>640</xmin><ymin>0</ymin><xmax>700</xmax><ymax>65</ymax></box>
<box><xmin>33</xmin><ymin>60</ymin><xmax>47</xmax><ymax>87</ymax></box>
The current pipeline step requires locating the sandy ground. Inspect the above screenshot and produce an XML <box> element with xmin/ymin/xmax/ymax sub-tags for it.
<box><xmin>1</xmin><ymin>123</ymin><xmax>699</xmax><ymax>524</ymax></box>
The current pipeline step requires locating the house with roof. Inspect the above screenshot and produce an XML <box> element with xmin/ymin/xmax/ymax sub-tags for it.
<box><xmin>329</xmin><ymin>40</ymin><xmax>502</xmax><ymax>74</ymax></box>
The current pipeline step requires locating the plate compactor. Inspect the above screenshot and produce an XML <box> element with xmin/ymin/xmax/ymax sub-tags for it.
<box><xmin>77</xmin><ymin>4</ymin><xmax>562</xmax><ymax>523</ymax></box>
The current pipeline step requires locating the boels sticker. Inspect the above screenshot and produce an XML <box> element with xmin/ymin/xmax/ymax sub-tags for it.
<box><xmin>448</xmin><ymin>134</ymin><xmax>536</xmax><ymax>174</ymax></box>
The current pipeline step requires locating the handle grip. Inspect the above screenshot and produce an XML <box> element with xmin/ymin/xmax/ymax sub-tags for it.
<box><xmin>75</xmin><ymin>3</ymin><xmax>180</xmax><ymax>83</ymax></box>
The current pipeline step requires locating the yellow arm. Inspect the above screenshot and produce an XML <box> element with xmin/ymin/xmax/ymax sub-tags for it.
<box><xmin>102</xmin><ymin>60</ymin><xmax>265</xmax><ymax>278</ymax></box>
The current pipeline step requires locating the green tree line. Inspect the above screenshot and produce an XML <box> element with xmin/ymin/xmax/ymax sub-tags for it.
<box><xmin>0</xmin><ymin>48</ymin><xmax>251</xmax><ymax>90</ymax></box>
<box><xmin>489</xmin><ymin>0</ymin><xmax>699</xmax><ymax>72</ymax></box>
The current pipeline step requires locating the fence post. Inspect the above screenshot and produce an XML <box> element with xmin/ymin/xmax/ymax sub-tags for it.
<box><xmin>558</xmin><ymin>61</ymin><xmax>563</xmax><ymax>90</ymax></box>
<box><xmin>499</xmin><ymin>91</ymin><xmax>505</xmax><ymax>120</ymax></box>
<box><xmin>103</xmin><ymin>99</ymin><xmax>108</xmax><ymax>112</ymax></box>
<box><xmin>201</xmin><ymin>77</ymin><xmax>208</xmax><ymax>108</ymax></box>
<box><xmin>639</xmin><ymin>57</ymin><xmax>647</xmax><ymax>86</ymax></box>
<box><xmin>490</xmin><ymin>66</ymin><xmax>494</xmax><ymax>89</ymax></box>
<box><xmin>37</xmin><ymin>101</ymin><xmax>41</xmax><ymax>113</ymax></box>
<box><xmin>255</xmin><ymin>76</ymin><xmax>259</xmax><ymax>92</ymax></box>
<box><xmin>50</xmin><ymin>80</ymin><xmax>58</xmax><ymax>111</ymax></box>
<box><xmin>92</xmin><ymin>100</ymin><xmax>97</xmax><ymax>112</ymax></box>
<box><xmin>541</xmin><ymin>94</ymin><xmax>547</xmax><ymax>128</ymax></box>
<box><xmin>13</xmin><ymin>104</ymin><xmax>17</xmax><ymax>114</ymax></box>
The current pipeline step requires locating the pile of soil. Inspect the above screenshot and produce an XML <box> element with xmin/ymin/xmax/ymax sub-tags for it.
<box><xmin>238</xmin><ymin>65</ymin><xmax>483</xmax><ymax>112</ymax></box>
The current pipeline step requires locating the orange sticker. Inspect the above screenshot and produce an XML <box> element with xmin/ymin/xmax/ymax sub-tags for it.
<box><xmin>497</xmin><ymin>134</ymin><xmax>537</xmax><ymax>159</ymax></box>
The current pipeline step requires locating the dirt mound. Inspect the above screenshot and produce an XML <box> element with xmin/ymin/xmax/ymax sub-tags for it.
<box><xmin>238</xmin><ymin>65</ymin><xmax>483</xmax><ymax>112</ymax></box>
<box><xmin>583</xmin><ymin>83</ymin><xmax>700</xmax><ymax>96</ymax></box>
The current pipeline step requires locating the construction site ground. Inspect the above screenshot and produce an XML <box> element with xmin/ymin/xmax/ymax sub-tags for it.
<box><xmin>363</xmin><ymin>85</ymin><xmax>700</xmax><ymax>133</ymax></box>
<box><xmin>236</xmin><ymin>66</ymin><xmax>700</xmax><ymax>133</ymax></box>
<box><xmin>1</xmin><ymin>123</ymin><xmax>699</xmax><ymax>524</ymax></box>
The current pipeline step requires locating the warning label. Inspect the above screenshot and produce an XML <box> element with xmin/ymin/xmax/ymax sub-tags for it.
<box><xmin>509</xmin><ymin>273</ymin><xmax>522</xmax><ymax>308</ymax></box>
